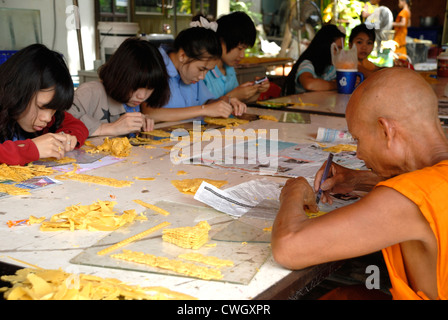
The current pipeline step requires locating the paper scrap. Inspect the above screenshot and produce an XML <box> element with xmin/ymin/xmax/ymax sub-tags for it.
<box><xmin>194</xmin><ymin>179</ymin><xmax>281</xmax><ymax>218</ymax></box>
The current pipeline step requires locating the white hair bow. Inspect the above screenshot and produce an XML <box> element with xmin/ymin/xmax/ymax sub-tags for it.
<box><xmin>189</xmin><ymin>16</ymin><xmax>218</xmax><ymax>32</ymax></box>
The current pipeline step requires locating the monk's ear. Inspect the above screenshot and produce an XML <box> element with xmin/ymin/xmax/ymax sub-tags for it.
<box><xmin>377</xmin><ymin>117</ymin><xmax>395</xmax><ymax>147</ymax></box>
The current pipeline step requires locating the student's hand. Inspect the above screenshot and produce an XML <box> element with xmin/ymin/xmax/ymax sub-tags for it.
<box><xmin>229</xmin><ymin>97</ymin><xmax>247</xmax><ymax>116</ymax></box>
<box><xmin>280</xmin><ymin>177</ymin><xmax>319</xmax><ymax>213</ymax></box>
<box><xmin>32</xmin><ymin>133</ymin><xmax>69</xmax><ymax>159</ymax></box>
<box><xmin>113</xmin><ymin>112</ymin><xmax>146</xmax><ymax>135</ymax></box>
<box><xmin>203</xmin><ymin>100</ymin><xmax>233</xmax><ymax>118</ymax></box>
<box><xmin>255</xmin><ymin>77</ymin><xmax>270</xmax><ymax>93</ymax></box>
<box><xmin>64</xmin><ymin>134</ymin><xmax>78</xmax><ymax>152</ymax></box>
<box><xmin>142</xmin><ymin>115</ymin><xmax>155</xmax><ymax>132</ymax></box>
<box><xmin>230</xmin><ymin>83</ymin><xmax>259</xmax><ymax>102</ymax></box>
<box><xmin>59</xmin><ymin>132</ymin><xmax>77</xmax><ymax>152</ymax></box>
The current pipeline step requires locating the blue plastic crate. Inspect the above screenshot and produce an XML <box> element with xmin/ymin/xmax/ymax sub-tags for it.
<box><xmin>0</xmin><ymin>50</ymin><xmax>19</xmax><ymax>65</ymax></box>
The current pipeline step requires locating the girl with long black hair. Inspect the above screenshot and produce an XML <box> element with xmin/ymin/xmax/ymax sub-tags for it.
<box><xmin>283</xmin><ymin>24</ymin><xmax>345</xmax><ymax>95</ymax></box>
<box><xmin>0</xmin><ymin>44</ymin><xmax>88</xmax><ymax>165</ymax></box>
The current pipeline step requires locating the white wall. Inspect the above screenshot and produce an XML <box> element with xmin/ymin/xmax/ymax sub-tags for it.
<box><xmin>216</xmin><ymin>0</ymin><xmax>230</xmax><ymax>19</ymax></box>
<box><xmin>0</xmin><ymin>0</ymin><xmax>96</xmax><ymax>76</ymax></box>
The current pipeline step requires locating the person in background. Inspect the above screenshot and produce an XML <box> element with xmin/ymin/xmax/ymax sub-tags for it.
<box><xmin>142</xmin><ymin>25</ymin><xmax>247</xmax><ymax>122</ymax></box>
<box><xmin>203</xmin><ymin>12</ymin><xmax>270</xmax><ymax>104</ymax></box>
<box><xmin>69</xmin><ymin>37</ymin><xmax>169</xmax><ymax>136</ymax></box>
<box><xmin>0</xmin><ymin>44</ymin><xmax>88</xmax><ymax>166</ymax></box>
<box><xmin>349</xmin><ymin>23</ymin><xmax>380</xmax><ymax>78</ymax></box>
<box><xmin>392</xmin><ymin>0</ymin><xmax>411</xmax><ymax>56</ymax></box>
<box><xmin>272</xmin><ymin>68</ymin><xmax>448</xmax><ymax>300</ymax></box>
<box><xmin>361</xmin><ymin>0</ymin><xmax>381</xmax><ymax>21</ymax></box>
<box><xmin>283</xmin><ymin>24</ymin><xmax>345</xmax><ymax>95</ymax></box>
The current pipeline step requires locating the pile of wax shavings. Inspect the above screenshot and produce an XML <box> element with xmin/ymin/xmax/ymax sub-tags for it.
<box><xmin>0</xmin><ymin>268</ymin><xmax>196</xmax><ymax>300</ymax></box>
<box><xmin>0</xmin><ymin>163</ymin><xmax>54</xmax><ymax>182</ymax></box>
<box><xmin>0</xmin><ymin>163</ymin><xmax>55</xmax><ymax>195</ymax></box>
<box><xmin>84</xmin><ymin>137</ymin><xmax>132</xmax><ymax>157</ymax></box>
<box><xmin>0</xmin><ymin>184</ymin><xmax>31</xmax><ymax>196</ymax></box>
<box><xmin>37</xmin><ymin>200</ymin><xmax>146</xmax><ymax>231</ymax></box>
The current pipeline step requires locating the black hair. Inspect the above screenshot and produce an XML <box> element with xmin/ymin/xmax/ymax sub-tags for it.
<box><xmin>216</xmin><ymin>11</ymin><xmax>256</xmax><ymax>52</ymax></box>
<box><xmin>283</xmin><ymin>24</ymin><xmax>345</xmax><ymax>96</ymax></box>
<box><xmin>172</xmin><ymin>26</ymin><xmax>222</xmax><ymax>62</ymax></box>
<box><xmin>0</xmin><ymin>43</ymin><xmax>73</xmax><ymax>142</ymax></box>
<box><xmin>99</xmin><ymin>37</ymin><xmax>169</xmax><ymax>107</ymax></box>
<box><xmin>349</xmin><ymin>23</ymin><xmax>376</xmax><ymax>43</ymax></box>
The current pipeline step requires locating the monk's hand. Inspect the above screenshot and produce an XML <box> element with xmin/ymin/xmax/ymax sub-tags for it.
<box><xmin>313</xmin><ymin>161</ymin><xmax>359</xmax><ymax>205</ymax></box>
<box><xmin>280</xmin><ymin>177</ymin><xmax>319</xmax><ymax>213</ymax></box>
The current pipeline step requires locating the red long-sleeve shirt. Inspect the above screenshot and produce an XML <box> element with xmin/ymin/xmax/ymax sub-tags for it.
<box><xmin>0</xmin><ymin>112</ymin><xmax>89</xmax><ymax>166</ymax></box>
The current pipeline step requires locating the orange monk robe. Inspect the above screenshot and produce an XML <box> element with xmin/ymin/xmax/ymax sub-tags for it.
<box><xmin>321</xmin><ymin>161</ymin><xmax>448</xmax><ymax>300</ymax></box>
<box><xmin>394</xmin><ymin>8</ymin><xmax>411</xmax><ymax>55</ymax></box>
<box><xmin>377</xmin><ymin>160</ymin><xmax>448</xmax><ymax>300</ymax></box>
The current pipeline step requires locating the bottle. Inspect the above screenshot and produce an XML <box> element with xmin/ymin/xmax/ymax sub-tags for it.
<box><xmin>437</xmin><ymin>50</ymin><xmax>448</xmax><ymax>77</ymax></box>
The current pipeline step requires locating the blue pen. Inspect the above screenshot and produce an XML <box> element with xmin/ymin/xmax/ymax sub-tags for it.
<box><xmin>316</xmin><ymin>153</ymin><xmax>334</xmax><ymax>204</ymax></box>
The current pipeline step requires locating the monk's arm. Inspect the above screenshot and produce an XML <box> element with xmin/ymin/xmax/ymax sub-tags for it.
<box><xmin>271</xmin><ymin>180</ymin><xmax>429</xmax><ymax>270</ymax></box>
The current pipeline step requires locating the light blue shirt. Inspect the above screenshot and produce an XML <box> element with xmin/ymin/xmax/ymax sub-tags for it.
<box><xmin>294</xmin><ymin>59</ymin><xmax>336</xmax><ymax>94</ymax></box>
<box><xmin>204</xmin><ymin>64</ymin><xmax>239</xmax><ymax>99</ymax></box>
<box><xmin>159</xmin><ymin>46</ymin><xmax>215</xmax><ymax>109</ymax></box>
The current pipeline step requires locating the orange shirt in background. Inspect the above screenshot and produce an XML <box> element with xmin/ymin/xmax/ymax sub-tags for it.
<box><xmin>394</xmin><ymin>8</ymin><xmax>411</xmax><ymax>55</ymax></box>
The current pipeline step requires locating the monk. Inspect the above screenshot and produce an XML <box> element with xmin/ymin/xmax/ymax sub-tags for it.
<box><xmin>271</xmin><ymin>67</ymin><xmax>448</xmax><ymax>300</ymax></box>
<box><xmin>393</xmin><ymin>0</ymin><xmax>411</xmax><ymax>56</ymax></box>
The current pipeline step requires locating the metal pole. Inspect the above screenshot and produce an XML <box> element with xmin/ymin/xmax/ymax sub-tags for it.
<box><xmin>73</xmin><ymin>0</ymin><xmax>85</xmax><ymax>70</ymax></box>
<box><xmin>297</xmin><ymin>0</ymin><xmax>301</xmax><ymax>56</ymax></box>
<box><xmin>333</xmin><ymin>0</ymin><xmax>338</xmax><ymax>25</ymax></box>
<box><xmin>173</xmin><ymin>0</ymin><xmax>177</xmax><ymax>36</ymax></box>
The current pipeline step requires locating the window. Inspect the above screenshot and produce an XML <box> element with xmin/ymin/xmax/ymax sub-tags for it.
<box><xmin>99</xmin><ymin>0</ymin><xmax>129</xmax><ymax>21</ymax></box>
<box><xmin>135</xmin><ymin>0</ymin><xmax>213</xmax><ymax>16</ymax></box>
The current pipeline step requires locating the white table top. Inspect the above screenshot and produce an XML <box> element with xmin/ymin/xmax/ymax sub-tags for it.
<box><xmin>0</xmin><ymin>108</ymin><xmax>349</xmax><ymax>300</ymax></box>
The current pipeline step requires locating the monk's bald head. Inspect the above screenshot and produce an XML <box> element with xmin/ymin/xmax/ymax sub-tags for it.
<box><xmin>346</xmin><ymin>67</ymin><xmax>438</xmax><ymax>129</ymax></box>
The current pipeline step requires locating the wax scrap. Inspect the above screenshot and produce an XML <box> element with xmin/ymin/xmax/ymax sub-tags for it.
<box><xmin>171</xmin><ymin>178</ymin><xmax>227</xmax><ymax>195</ymax></box>
<box><xmin>203</xmin><ymin>117</ymin><xmax>249</xmax><ymax>128</ymax></box>
<box><xmin>133</xmin><ymin>199</ymin><xmax>170</xmax><ymax>216</ymax></box>
<box><xmin>54</xmin><ymin>164</ymin><xmax>133</xmax><ymax>187</ymax></box>
<box><xmin>162</xmin><ymin>221</ymin><xmax>211</xmax><ymax>250</ymax></box>
<box><xmin>141</xmin><ymin>129</ymin><xmax>172</xmax><ymax>137</ymax></box>
<box><xmin>38</xmin><ymin>200</ymin><xmax>146</xmax><ymax>231</ymax></box>
<box><xmin>85</xmin><ymin>137</ymin><xmax>132</xmax><ymax>157</ymax></box>
<box><xmin>111</xmin><ymin>249</ymin><xmax>223</xmax><ymax>281</ymax></box>
<box><xmin>258</xmin><ymin>115</ymin><xmax>278</xmax><ymax>121</ymax></box>
<box><xmin>0</xmin><ymin>267</ymin><xmax>196</xmax><ymax>300</ymax></box>
<box><xmin>0</xmin><ymin>163</ymin><xmax>54</xmax><ymax>182</ymax></box>
<box><xmin>323</xmin><ymin>144</ymin><xmax>357</xmax><ymax>153</ymax></box>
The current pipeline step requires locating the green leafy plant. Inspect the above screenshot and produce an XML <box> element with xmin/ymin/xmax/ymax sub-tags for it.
<box><xmin>230</xmin><ymin>1</ymin><xmax>262</xmax><ymax>25</ymax></box>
